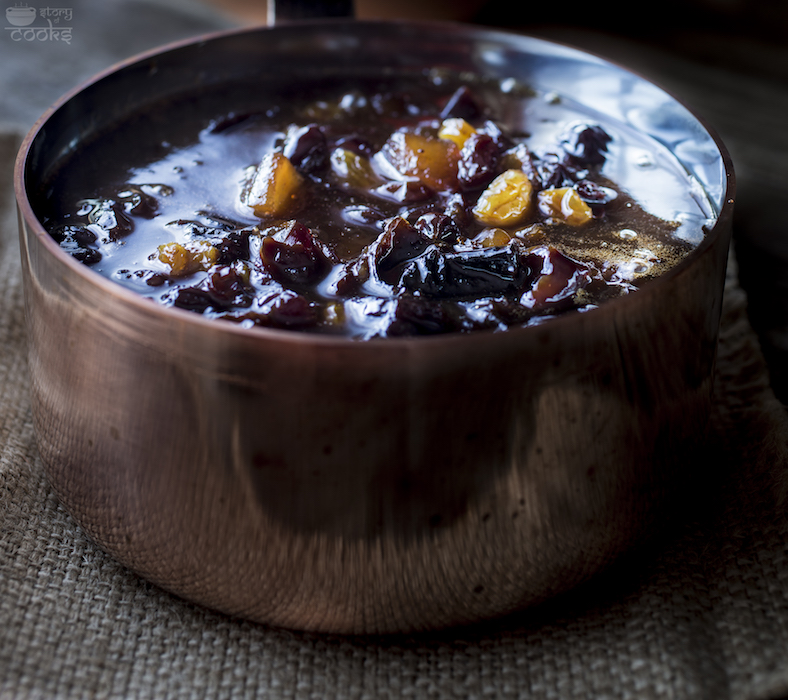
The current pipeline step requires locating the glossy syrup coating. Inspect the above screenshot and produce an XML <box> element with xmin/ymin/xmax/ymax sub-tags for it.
<box><xmin>43</xmin><ymin>73</ymin><xmax>695</xmax><ymax>338</ymax></box>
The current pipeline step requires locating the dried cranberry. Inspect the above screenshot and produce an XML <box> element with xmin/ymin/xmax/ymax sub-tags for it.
<box><xmin>574</xmin><ymin>180</ymin><xmax>616</xmax><ymax>217</ymax></box>
<box><xmin>561</xmin><ymin>124</ymin><xmax>611</xmax><ymax>168</ymax></box>
<box><xmin>458</xmin><ymin>133</ymin><xmax>500</xmax><ymax>190</ymax></box>
<box><xmin>283</xmin><ymin>124</ymin><xmax>328</xmax><ymax>174</ymax></box>
<box><xmin>261</xmin><ymin>221</ymin><xmax>330</xmax><ymax>289</ymax></box>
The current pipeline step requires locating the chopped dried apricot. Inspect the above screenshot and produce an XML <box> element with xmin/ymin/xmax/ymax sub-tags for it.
<box><xmin>157</xmin><ymin>241</ymin><xmax>218</xmax><ymax>277</ymax></box>
<box><xmin>438</xmin><ymin>118</ymin><xmax>476</xmax><ymax>149</ymax></box>
<box><xmin>380</xmin><ymin>129</ymin><xmax>460</xmax><ymax>192</ymax></box>
<box><xmin>537</xmin><ymin>187</ymin><xmax>594</xmax><ymax>226</ymax></box>
<box><xmin>472</xmin><ymin>169</ymin><xmax>533</xmax><ymax>227</ymax></box>
<box><xmin>246</xmin><ymin>152</ymin><xmax>304</xmax><ymax>219</ymax></box>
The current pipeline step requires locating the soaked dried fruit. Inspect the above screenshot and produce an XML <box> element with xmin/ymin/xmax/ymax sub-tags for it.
<box><xmin>381</xmin><ymin>130</ymin><xmax>460</xmax><ymax>192</ymax></box>
<box><xmin>472</xmin><ymin>169</ymin><xmax>533</xmax><ymax>227</ymax></box>
<box><xmin>246</xmin><ymin>152</ymin><xmax>304</xmax><ymax>218</ymax></box>
<box><xmin>157</xmin><ymin>241</ymin><xmax>218</xmax><ymax>277</ymax></box>
<box><xmin>438</xmin><ymin>118</ymin><xmax>476</xmax><ymax>148</ymax></box>
<box><xmin>537</xmin><ymin>187</ymin><xmax>594</xmax><ymax>227</ymax></box>
<box><xmin>330</xmin><ymin>147</ymin><xmax>379</xmax><ymax>190</ymax></box>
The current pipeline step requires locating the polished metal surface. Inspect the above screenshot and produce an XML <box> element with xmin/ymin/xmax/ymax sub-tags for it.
<box><xmin>15</xmin><ymin>21</ymin><xmax>734</xmax><ymax>634</ymax></box>
<box><xmin>268</xmin><ymin>0</ymin><xmax>354</xmax><ymax>24</ymax></box>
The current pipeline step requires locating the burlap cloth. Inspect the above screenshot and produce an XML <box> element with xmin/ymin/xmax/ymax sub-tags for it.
<box><xmin>2</xmin><ymin>2</ymin><xmax>788</xmax><ymax>697</ymax></box>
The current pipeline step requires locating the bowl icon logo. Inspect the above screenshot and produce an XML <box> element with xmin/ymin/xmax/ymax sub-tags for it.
<box><xmin>6</xmin><ymin>4</ymin><xmax>37</xmax><ymax>26</ymax></box>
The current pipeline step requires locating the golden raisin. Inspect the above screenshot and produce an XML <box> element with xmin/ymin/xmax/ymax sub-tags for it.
<box><xmin>438</xmin><ymin>118</ymin><xmax>476</xmax><ymax>149</ymax></box>
<box><xmin>246</xmin><ymin>152</ymin><xmax>304</xmax><ymax>219</ymax></box>
<box><xmin>537</xmin><ymin>187</ymin><xmax>593</xmax><ymax>227</ymax></box>
<box><xmin>157</xmin><ymin>241</ymin><xmax>218</xmax><ymax>277</ymax></box>
<box><xmin>472</xmin><ymin>169</ymin><xmax>533</xmax><ymax>227</ymax></box>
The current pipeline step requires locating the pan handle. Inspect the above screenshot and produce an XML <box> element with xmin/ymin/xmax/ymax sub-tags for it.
<box><xmin>267</xmin><ymin>0</ymin><xmax>355</xmax><ymax>24</ymax></box>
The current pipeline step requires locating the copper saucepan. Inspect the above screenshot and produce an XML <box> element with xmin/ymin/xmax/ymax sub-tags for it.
<box><xmin>14</xmin><ymin>10</ymin><xmax>734</xmax><ymax>633</ymax></box>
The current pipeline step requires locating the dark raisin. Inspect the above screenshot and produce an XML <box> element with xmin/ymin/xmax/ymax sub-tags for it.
<box><xmin>574</xmin><ymin>180</ymin><xmax>616</xmax><ymax>217</ymax></box>
<box><xmin>335</xmin><ymin>136</ymin><xmax>374</xmax><ymax>158</ymax></box>
<box><xmin>261</xmin><ymin>221</ymin><xmax>331</xmax><ymax>289</ymax></box>
<box><xmin>341</xmin><ymin>204</ymin><xmax>387</xmax><ymax>229</ymax></box>
<box><xmin>536</xmin><ymin>153</ymin><xmax>581</xmax><ymax>189</ymax></box>
<box><xmin>386</xmin><ymin>296</ymin><xmax>459</xmax><ymax>336</ymax></box>
<box><xmin>268</xmin><ymin>294</ymin><xmax>320</xmax><ymax>329</ymax></box>
<box><xmin>477</xmin><ymin>119</ymin><xmax>512</xmax><ymax>151</ymax></box>
<box><xmin>458</xmin><ymin>133</ymin><xmax>500</xmax><ymax>190</ymax></box>
<box><xmin>173</xmin><ymin>287</ymin><xmax>215</xmax><ymax>313</ymax></box>
<box><xmin>208</xmin><ymin>111</ymin><xmax>260</xmax><ymax>133</ymax></box>
<box><xmin>71</xmin><ymin>246</ymin><xmax>102</xmax><ymax>265</ymax></box>
<box><xmin>117</xmin><ymin>186</ymin><xmax>159</xmax><ymax>219</ymax></box>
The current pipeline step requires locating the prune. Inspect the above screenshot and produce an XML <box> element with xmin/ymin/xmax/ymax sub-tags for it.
<box><xmin>80</xmin><ymin>198</ymin><xmax>134</xmax><ymax>241</ymax></box>
<box><xmin>116</xmin><ymin>186</ymin><xmax>160</xmax><ymax>219</ymax></box>
<box><xmin>283</xmin><ymin>124</ymin><xmax>328</xmax><ymax>173</ymax></box>
<box><xmin>414</xmin><ymin>213</ymin><xmax>461</xmax><ymax>245</ymax></box>
<box><xmin>373</xmin><ymin>217</ymin><xmax>431</xmax><ymax>281</ymax></box>
<box><xmin>50</xmin><ymin>224</ymin><xmax>101</xmax><ymax>264</ymax></box>
<box><xmin>398</xmin><ymin>242</ymin><xmax>534</xmax><ymax>299</ymax></box>
<box><xmin>524</xmin><ymin>246</ymin><xmax>591</xmax><ymax>307</ymax></box>
<box><xmin>260</xmin><ymin>221</ymin><xmax>331</xmax><ymax>289</ymax></box>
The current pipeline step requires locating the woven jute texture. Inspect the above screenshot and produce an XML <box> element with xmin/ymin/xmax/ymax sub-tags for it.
<box><xmin>3</xmin><ymin>3</ymin><xmax>788</xmax><ymax>698</ymax></box>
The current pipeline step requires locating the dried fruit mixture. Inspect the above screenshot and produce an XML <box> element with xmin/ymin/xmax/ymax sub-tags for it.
<box><xmin>42</xmin><ymin>73</ymin><xmax>706</xmax><ymax>338</ymax></box>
